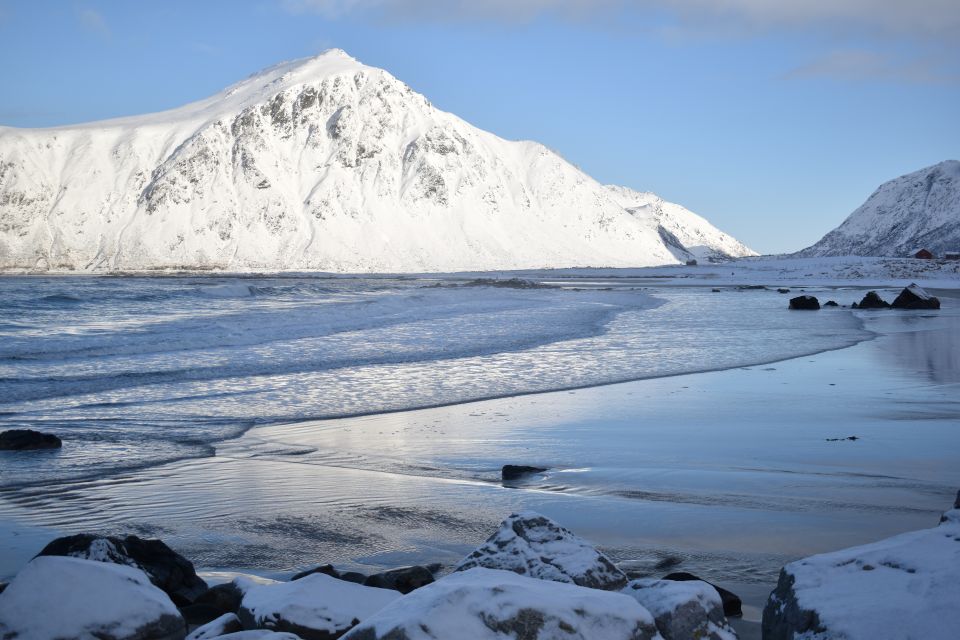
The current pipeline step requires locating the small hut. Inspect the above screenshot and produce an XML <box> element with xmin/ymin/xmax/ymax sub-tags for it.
<box><xmin>914</xmin><ymin>249</ymin><xmax>934</xmax><ymax>260</ymax></box>
<box><xmin>945</xmin><ymin>251</ymin><xmax>960</xmax><ymax>261</ymax></box>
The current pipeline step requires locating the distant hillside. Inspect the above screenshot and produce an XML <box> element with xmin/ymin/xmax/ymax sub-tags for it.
<box><xmin>798</xmin><ymin>161</ymin><xmax>960</xmax><ymax>258</ymax></box>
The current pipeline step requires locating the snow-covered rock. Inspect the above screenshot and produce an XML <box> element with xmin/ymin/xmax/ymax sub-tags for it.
<box><xmin>891</xmin><ymin>283</ymin><xmax>941</xmax><ymax>309</ymax></box>
<box><xmin>454</xmin><ymin>511</ymin><xmax>628</xmax><ymax>590</ymax></box>
<box><xmin>622</xmin><ymin>579</ymin><xmax>737</xmax><ymax>640</ymax></box>
<box><xmin>37</xmin><ymin>533</ymin><xmax>208</xmax><ymax>604</ymax></box>
<box><xmin>186</xmin><ymin>613</ymin><xmax>243</xmax><ymax>640</ymax></box>
<box><xmin>0</xmin><ymin>49</ymin><xmax>750</xmax><ymax>273</ymax></box>
<box><xmin>0</xmin><ymin>555</ymin><xmax>185</xmax><ymax>640</ymax></box>
<box><xmin>342</xmin><ymin>567</ymin><xmax>663</xmax><ymax>640</ymax></box>
<box><xmin>237</xmin><ymin>571</ymin><xmax>401</xmax><ymax>639</ymax></box>
<box><xmin>762</xmin><ymin>507</ymin><xmax>960</xmax><ymax>640</ymax></box>
<box><xmin>798</xmin><ymin>160</ymin><xmax>960</xmax><ymax>258</ymax></box>
<box><xmin>606</xmin><ymin>185</ymin><xmax>757</xmax><ymax>261</ymax></box>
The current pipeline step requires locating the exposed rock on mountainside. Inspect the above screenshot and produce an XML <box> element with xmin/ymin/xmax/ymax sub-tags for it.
<box><xmin>798</xmin><ymin>160</ymin><xmax>960</xmax><ymax>258</ymax></box>
<box><xmin>0</xmin><ymin>49</ymin><xmax>752</xmax><ymax>273</ymax></box>
<box><xmin>606</xmin><ymin>185</ymin><xmax>757</xmax><ymax>261</ymax></box>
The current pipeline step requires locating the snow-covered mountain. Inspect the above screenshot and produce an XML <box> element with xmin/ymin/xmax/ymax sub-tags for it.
<box><xmin>0</xmin><ymin>50</ymin><xmax>750</xmax><ymax>272</ymax></box>
<box><xmin>798</xmin><ymin>160</ymin><xmax>960</xmax><ymax>258</ymax></box>
<box><xmin>605</xmin><ymin>185</ymin><xmax>756</xmax><ymax>261</ymax></box>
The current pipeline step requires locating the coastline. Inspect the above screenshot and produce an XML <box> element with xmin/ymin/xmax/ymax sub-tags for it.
<box><xmin>1</xmin><ymin>277</ymin><xmax>957</xmax><ymax>640</ymax></box>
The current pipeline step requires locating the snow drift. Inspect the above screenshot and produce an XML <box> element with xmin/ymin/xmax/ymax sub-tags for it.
<box><xmin>0</xmin><ymin>49</ymin><xmax>751</xmax><ymax>273</ymax></box>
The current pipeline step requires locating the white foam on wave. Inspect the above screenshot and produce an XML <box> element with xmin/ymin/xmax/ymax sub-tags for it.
<box><xmin>0</xmin><ymin>276</ymin><xmax>872</xmax><ymax>489</ymax></box>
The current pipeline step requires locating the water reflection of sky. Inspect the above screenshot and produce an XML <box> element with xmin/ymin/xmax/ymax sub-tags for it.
<box><xmin>0</xmin><ymin>276</ymin><xmax>872</xmax><ymax>489</ymax></box>
<box><xmin>878</xmin><ymin>312</ymin><xmax>960</xmax><ymax>384</ymax></box>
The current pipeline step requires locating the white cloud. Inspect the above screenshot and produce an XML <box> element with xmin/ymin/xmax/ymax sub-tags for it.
<box><xmin>784</xmin><ymin>49</ymin><xmax>960</xmax><ymax>85</ymax></box>
<box><xmin>281</xmin><ymin>0</ymin><xmax>960</xmax><ymax>39</ymax></box>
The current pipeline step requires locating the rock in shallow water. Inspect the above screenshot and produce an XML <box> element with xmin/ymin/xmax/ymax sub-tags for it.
<box><xmin>342</xmin><ymin>567</ymin><xmax>663</xmax><ymax>640</ymax></box>
<box><xmin>854</xmin><ymin>291</ymin><xmax>890</xmax><ymax>309</ymax></box>
<box><xmin>501</xmin><ymin>464</ymin><xmax>548</xmax><ymax>482</ymax></box>
<box><xmin>622</xmin><ymin>579</ymin><xmax>737</xmax><ymax>640</ymax></box>
<box><xmin>237</xmin><ymin>572</ymin><xmax>401</xmax><ymax>639</ymax></box>
<box><xmin>0</xmin><ymin>428</ymin><xmax>62</xmax><ymax>450</ymax></box>
<box><xmin>37</xmin><ymin>534</ymin><xmax>208</xmax><ymax>605</ymax></box>
<box><xmin>762</xmin><ymin>506</ymin><xmax>960</xmax><ymax>640</ymax></box>
<box><xmin>788</xmin><ymin>295</ymin><xmax>819</xmax><ymax>310</ymax></box>
<box><xmin>455</xmin><ymin>511</ymin><xmax>628</xmax><ymax>590</ymax></box>
<box><xmin>0</xmin><ymin>555</ymin><xmax>185</xmax><ymax>640</ymax></box>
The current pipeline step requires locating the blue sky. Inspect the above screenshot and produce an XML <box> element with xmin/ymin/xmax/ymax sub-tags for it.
<box><xmin>0</xmin><ymin>1</ymin><xmax>957</xmax><ymax>253</ymax></box>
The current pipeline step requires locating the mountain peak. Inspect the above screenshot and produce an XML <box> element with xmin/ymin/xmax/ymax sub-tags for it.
<box><xmin>0</xmin><ymin>54</ymin><xmax>753</xmax><ymax>273</ymax></box>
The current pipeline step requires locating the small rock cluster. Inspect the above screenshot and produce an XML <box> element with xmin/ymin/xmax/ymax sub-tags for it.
<box><xmin>0</xmin><ymin>512</ymin><xmax>742</xmax><ymax>640</ymax></box>
<box><xmin>851</xmin><ymin>284</ymin><xmax>941</xmax><ymax>310</ymax></box>
<box><xmin>788</xmin><ymin>283</ymin><xmax>941</xmax><ymax>311</ymax></box>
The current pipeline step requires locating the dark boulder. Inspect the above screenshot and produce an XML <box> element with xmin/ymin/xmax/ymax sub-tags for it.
<box><xmin>0</xmin><ymin>582</ymin><xmax>6</xmax><ymax>595</ymax></box>
<box><xmin>193</xmin><ymin>581</ymin><xmax>243</xmax><ymax>615</ymax></box>
<box><xmin>501</xmin><ymin>464</ymin><xmax>547</xmax><ymax>481</ymax></box>
<box><xmin>891</xmin><ymin>284</ymin><xmax>940</xmax><ymax>310</ymax></box>
<box><xmin>856</xmin><ymin>291</ymin><xmax>890</xmax><ymax>309</ymax></box>
<box><xmin>662</xmin><ymin>572</ymin><xmax>742</xmax><ymax>618</ymax></box>
<box><xmin>824</xmin><ymin>300</ymin><xmax>839</xmax><ymax>307</ymax></box>
<box><xmin>777</xmin><ymin>288</ymin><xmax>791</xmax><ymax>294</ymax></box>
<box><xmin>291</xmin><ymin>563</ymin><xmax>341</xmax><ymax>581</ymax></box>
<box><xmin>363</xmin><ymin>565</ymin><xmax>435</xmax><ymax>594</ymax></box>
<box><xmin>292</xmin><ymin>563</ymin><xmax>366</xmax><ymax>585</ymax></box>
<box><xmin>37</xmin><ymin>534</ymin><xmax>208</xmax><ymax>605</ymax></box>
<box><xmin>179</xmin><ymin>602</ymin><xmax>230</xmax><ymax>627</ymax></box>
<box><xmin>0</xmin><ymin>429</ymin><xmax>62</xmax><ymax>450</ymax></box>
<box><xmin>788</xmin><ymin>295</ymin><xmax>820</xmax><ymax>310</ymax></box>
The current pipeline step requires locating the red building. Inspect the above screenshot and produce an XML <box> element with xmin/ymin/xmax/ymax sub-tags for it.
<box><xmin>914</xmin><ymin>249</ymin><xmax>934</xmax><ymax>259</ymax></box>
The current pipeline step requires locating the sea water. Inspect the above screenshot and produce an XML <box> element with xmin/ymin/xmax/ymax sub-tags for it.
<box><xmin>0</xmin><ymin>274</ymin><xmax>868</xmax><ymax>490</ymax></box>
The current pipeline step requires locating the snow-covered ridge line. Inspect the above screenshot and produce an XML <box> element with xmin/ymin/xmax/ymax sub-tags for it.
<box><xmin>606</xmin><ymin>185</ymin><xmax>757</xmax><ymax>261</ymax></box>
<box><xmin>0</xmin><ymin>49</ymin><xmax>751</xmax><ymax>273</ymax></box>
<box><xmin>798</xmin><ymin>160</ymin><xmax>960</xmax><ymax>258</ymax></box>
